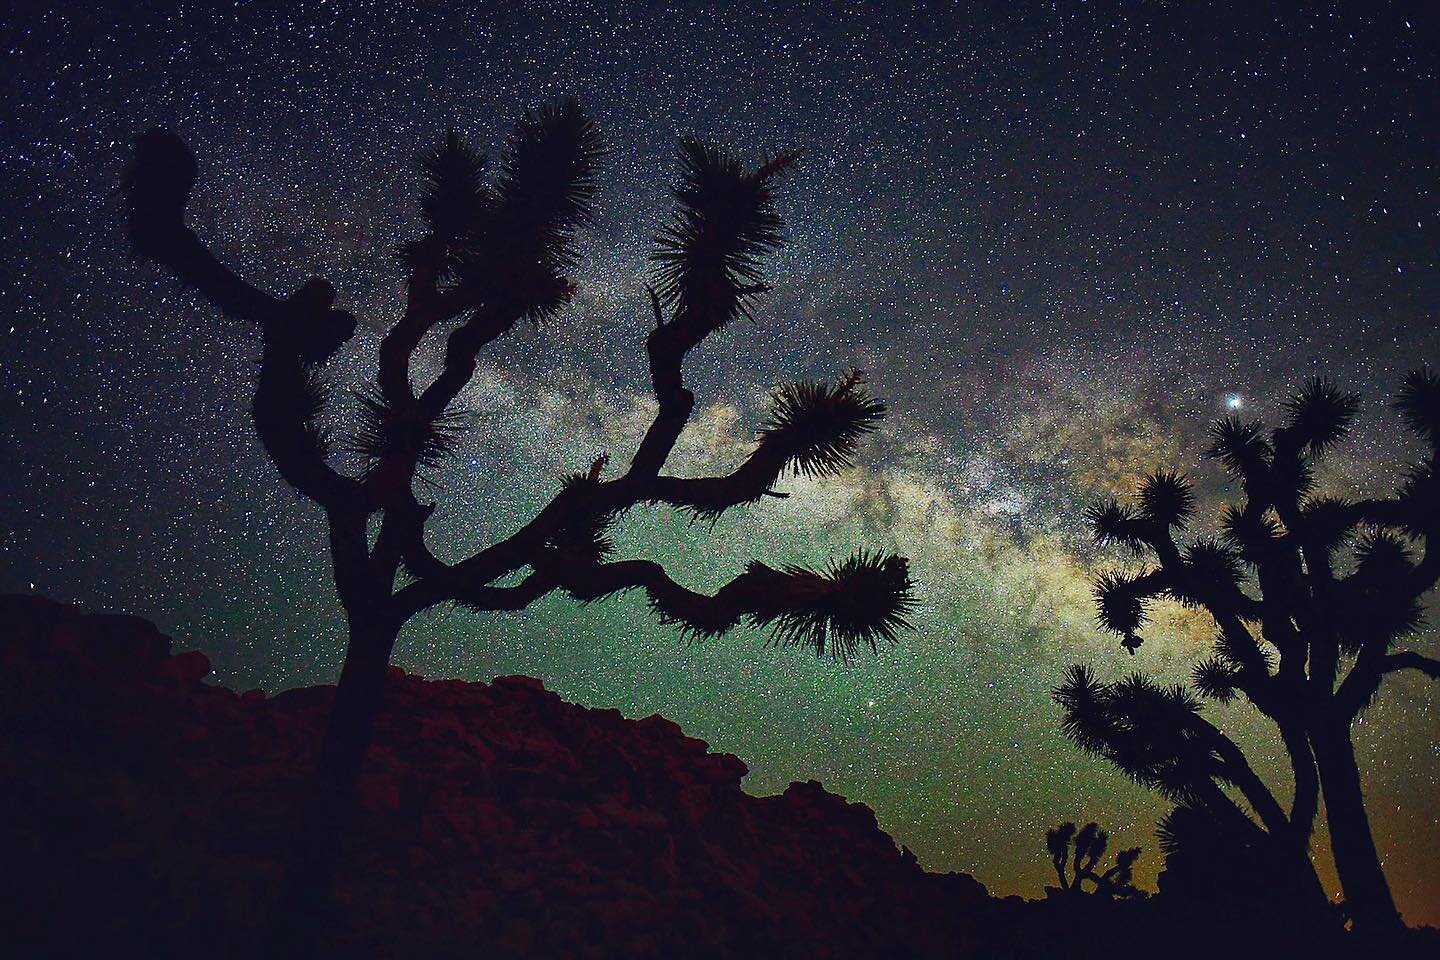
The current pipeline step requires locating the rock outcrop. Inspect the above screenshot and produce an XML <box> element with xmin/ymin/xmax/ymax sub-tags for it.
<box><xmin>0</xmin><ymin>595</ymin><xmax>989</xmax><ymax>958</ymax></box>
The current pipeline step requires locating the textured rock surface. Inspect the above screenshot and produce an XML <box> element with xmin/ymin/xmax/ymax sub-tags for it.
<box><xmin>6</xmin><ymin>595</ymin><xmax>1436</xmax><ymax>959</ymax></box>
<box><xmin>0</xmin><ymin>595</ymin><xmax>990</xmax><ymax>958</ymax></box>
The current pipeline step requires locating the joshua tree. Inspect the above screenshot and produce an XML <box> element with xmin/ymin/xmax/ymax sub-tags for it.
<box><xmin>1044</xmin><ymin>820</ymin><xmax>1143</xmax><ymax>899</ymax></box>
<box><xmin>121</xmin><ymin>100</ymin><xmax>915</xmax><ymax>939</ymax></box>
<box><xmin>1054</xmin><ymin>665</ymin><xmax>1332</xmax><ymax>922</ymax></box>
<box><xmin>1058</xmin><ymin>374</ymin><xmax>1440</xmax><ymax>934</ymax></box>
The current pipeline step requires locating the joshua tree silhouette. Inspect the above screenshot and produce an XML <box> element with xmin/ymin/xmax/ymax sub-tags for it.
<box><xmin>1044</xmin><ymin>820</ymin><xmax>1142</xmax><ymax>899</ymax></box>
<box><xmin>1054</xmin><ymin>660</ymin><xmax>1332</xmax><ymax>927</ymax></box>
<box><xmin>121</xmin><ymin>99</ymin><xmax>915</xmax><ymax>945</ymax></box>
<box><xmin>1155</xmin><ymin>804</ymin><xmax>1309</xmax><ymax>912</ymax></box>
<box><xmin>1057</xmin><ymin>373</ymin><xmax>1440</xmax><ymax>935</ymax></box>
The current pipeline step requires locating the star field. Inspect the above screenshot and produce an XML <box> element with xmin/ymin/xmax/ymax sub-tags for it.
<box><xmin>2</xmin><ymin>0</ymin><xmax>1437</xmax><ymax>921</ymax></box>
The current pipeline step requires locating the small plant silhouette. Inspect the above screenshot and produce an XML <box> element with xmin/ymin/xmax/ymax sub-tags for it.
<box><xmin>122</xmin><ymin>100</ymin><xmax>915</xmax><ymax>945</ymax></box>
<box><xmin>1058</xmin><ymin>373</ymin><xmax>1440</xmax><ymax>935</ymax></box>
<box><xmin>1044</xmin><ymin>820</ymin><xmax>1143</xmax><ymax>899</ymax></box>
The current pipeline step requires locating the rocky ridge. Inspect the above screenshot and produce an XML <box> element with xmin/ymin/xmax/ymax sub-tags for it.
<box><xmin>1</xmin><ymin>595</ymin><xmax>988</xmax><ymax>958</ymax></box>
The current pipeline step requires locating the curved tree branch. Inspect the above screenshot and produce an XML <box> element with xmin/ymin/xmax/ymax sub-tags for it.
<box><xmin>1380</xmin><ymin>650</ymin><xmax>1440</xmax><ymax>679</ymax></box>
<box><xmin>124</xmin><ymin>129</ymin><xmax>361</xmax><ymax>511</ymax></box>
<box><xmin>548</xmin><ymin>551</ymin><xmax>914</xmax><ymax>659</ymax></box>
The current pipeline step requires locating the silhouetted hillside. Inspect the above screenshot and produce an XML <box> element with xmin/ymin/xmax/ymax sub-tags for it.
<box><xmin>1</xmin><ymin>595</ymin><xmax>985</xmax><ymax>958</ymax></box>
<box><xmin>4</xmin><ymin>595</ymin><xmax>1434</xmax><ymax>959</ymax></box>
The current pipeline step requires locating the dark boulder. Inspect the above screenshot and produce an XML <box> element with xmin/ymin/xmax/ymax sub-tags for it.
<box><xmin>0</xmin><ymin>595</ymin><xmax>989</xmax><ymax>959</ymax></box>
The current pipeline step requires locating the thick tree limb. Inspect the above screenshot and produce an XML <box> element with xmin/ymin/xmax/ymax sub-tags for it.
<box><xmin>1338</xmin><ymin>649</ymin><xmax>1440</xmax><ymax>717</ymax></box>
<box><xmin>555</xmin><ymin>558</ymin><xmax>757</xmax><ymax>636</ymax></box>
<box><xmin>1280</xmin><ymin>723</ymin><xmax>1320</xmax><ymax>841</ymax></box>
<box><xmin>1380</xmin><ymin>651</ymin><xmax>1440</xmax><ymax>679</ymax></box>
<box><xmin>550</xmin><ymin>552</ymin><xmax>914</xmax><ymax>658</ymax></box>
<box><xmin>451</xmin><ymin>570</ymin><xmax>557</xmax><ymax>613</ymax></box>
<box><xmin>646</xmin><ymin>444</ymin><xmax>790</xmax><ymax>517</ymax></box>
<box><xmin>124</xmin><ymin>129</ymin><xmax>360</xmax><ymax>511</ymax></box>
<box><xmin>1201</xmin><ymin>718</ymin><xmax>1293</xmax><ymax>839</ymax></box>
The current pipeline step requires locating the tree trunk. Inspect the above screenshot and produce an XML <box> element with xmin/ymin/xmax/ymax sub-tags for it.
<box><xmin>1198</xmin><ymin>779</ymin><xmax>1332</xmax><ymax>928</ymax></box>
<box><xmin>1270</xmin><ymin>723</ymin><xmax>1333</xmax><ymax>924</ymax></box>
<box><xmin>1270</xmin><ymin>831</ymin><xmax>1335</xmax><ymax>928</ymax></box>
<box><xmin>268</xmin><ymin>613</ymin><xmax>402</xmax><ymax>955</ymax></box>
<box><xmin>1311</xmin><ymin>719</ymin><xmax>1402</xmax><ymax>933</ymax></box>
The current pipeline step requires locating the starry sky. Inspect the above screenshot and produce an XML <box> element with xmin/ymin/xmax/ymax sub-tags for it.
<box><xmin>3</xmin><ymin>0</ymin><xmax>1438</xmax><ymax>922</ymax></box>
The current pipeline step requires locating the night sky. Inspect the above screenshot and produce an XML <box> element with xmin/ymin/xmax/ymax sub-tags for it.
<box><xmin>3</xmin><ymin>0</ymin><xmax>1437</xmax><ymax>921</ymax></box>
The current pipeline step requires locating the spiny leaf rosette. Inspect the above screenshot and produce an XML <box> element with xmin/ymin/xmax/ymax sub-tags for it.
<box><xmin>652</xmin><ymin>138</ymin><xmax>798</xmax><ymax>333</ymax></box>
<box><xmin>1057</xmin><ymin>372</ymin><xmax>1440</xmax><ymax>935</ymax></box>
<box><xmin>120</xmin><ymin>100</ymin><xmax>919</xmax><ymax>932</ymax></box>
<box><xmin>404</xmin><ymin>129</ymin><xmax>489</xmax><ymax>277</ymax></box>
<box><xmin>347</xmin><ymin>388</ymin><xmax>470</xmax><ymax>484</ymax></box>
<box><xmin>650</xmin><ymin>368</ymin><xmax>888</xmax><ymax>523</ymax></box>
<box><xmin>748</xmin><ymin>551</ymin><xmax>916</xmax><ymax>659</ymax></box>
<box><xmin>759</xmin><ymin>370</ymin><xmax>886</xmax><ymax>478</ymax></box>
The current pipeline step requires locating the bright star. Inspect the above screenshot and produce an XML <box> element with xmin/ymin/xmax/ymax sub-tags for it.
<box><xmin>1225</xmin><ymin>394</ymin><xmax>1244</xmax><ymax>411</ymax></box>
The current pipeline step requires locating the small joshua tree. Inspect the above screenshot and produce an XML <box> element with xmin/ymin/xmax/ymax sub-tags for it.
<box><xmin>1058</xmin><ymin>374</ymin><xmax>1440</xmax><ymax>935</ymax></box>
<box><xmin>122</xmin><ymin>100</ymin><xmax>915</xmax><ymax>937</ymax></box>
<box><xmin>1044</xmin><ymin>821</ymin><xmax>1143</xmax><ymax>899</ymax></box>
<box><xmin>1054</xmin><ymin>665</ymin><xmax>1333</xmax><ymax>924</ymax></box>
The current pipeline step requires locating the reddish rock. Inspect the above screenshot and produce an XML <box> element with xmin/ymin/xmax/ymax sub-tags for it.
<box><xmin>0</xmin><ymin>594</ymin><xmax>991</xmax><ymax>959</ymax></box>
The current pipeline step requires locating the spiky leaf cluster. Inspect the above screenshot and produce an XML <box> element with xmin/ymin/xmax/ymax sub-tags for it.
<box><xmin>758</xmin><ymin>371</ymin><xmax>885</xmax><ymax>478</ymax></box>
<box><xmin>1297</xmin><ymin>495</ymin><xmax>1356</xmax><ymax>555</ymax></box>
<box><xmin>1219</xmin><ymin>504</ymin><xmax>1282</xmax><ymax>564</ymax></box>
<box><xmin>1174</xmin><ymin>540</ymin><xmax>1245</xmax><ymax>608</ymax></box>
<box><xmin>1094</xmin><ymin>572</ymin><xmax>1149</xmax><ymax>640</ymax></box>
<box><xmin>1156</xmin><ymin>804</ymin><xmax>1200</xmax><ymax>858</ymax></box>
<box><xmin>1055</xmin><ymin>665</ymin><xmax>1109</xmax><ymax>754</ymax></box>
<box><xmin>443</xmin><ymin>98</ymin><xmax>604</xmax><ymax>323</ymax></box>
<box><xmin>1087</xmin><ymin>500</ymin><xmax>1147</xmax><ymax>553</ymax></box>
<box><xmin>652</xmin><ymin>139</ymin><xmax>798</xmax><ymax>332</ymax></box>
<box><xmin>1283</xmin><ymin>377</ymin><xmax>1359</xmax><ymax>455</ymax></box>
<box><xmin>408</xmin><ymin>130</ymin><xmax>490</xmax><ymax>273</ymax></box>
<box><xmin>1138</xmin><ymin>471</ymin><xmax>1196</xmax><ymax>529</ymax></box>
<box><xmin>1353</xmin><ymin>530</ymin><xmax>1414</xmax><ymax>579</ymax></box>
<box><xmin>491</xmin><ymin>99</ymin><xmax>603</xmax><ymax>264</ymax></box>
<box><xmin>747</xmin><ymin>551</ymin><xmax>915</xmax><ymax>660</ymax></box>
<box><xmin>1055</xmin><ymin>669</ymin><xmax>1217</xmax><ymax>803</ymax></box>
<box><xmin>1192</xmin><ymin>656</ymin><xmax>1241</xmax><ymax>703</ymax></box>
<box><xmin>1397</xmin><ymin>368</ymin><xmax>1440</xmax><ymax>442</ymax></box>
<box><xmin>1335</xmin><ymin>531</ymin><xmax>1425</xmax><ymax>652</ymax></box>
<box><xmin>1215</xmin><ymin>628</ymin><xmax>1270</xmax><ymax>674</ymax></box>
<box><xmin>1107</xmin><ymin>676</ymin><xmax>1211</xmax><ymax>793</ymax></box>
<box><xmin>1207</xmin><ymin>416</ymin><xmax>1269</xmax><ymax>479</ymax></box>
<box><xmin>346</xmin><ymin>388</ymin><xmax>469</xmax><ymax>481</ymax></box>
